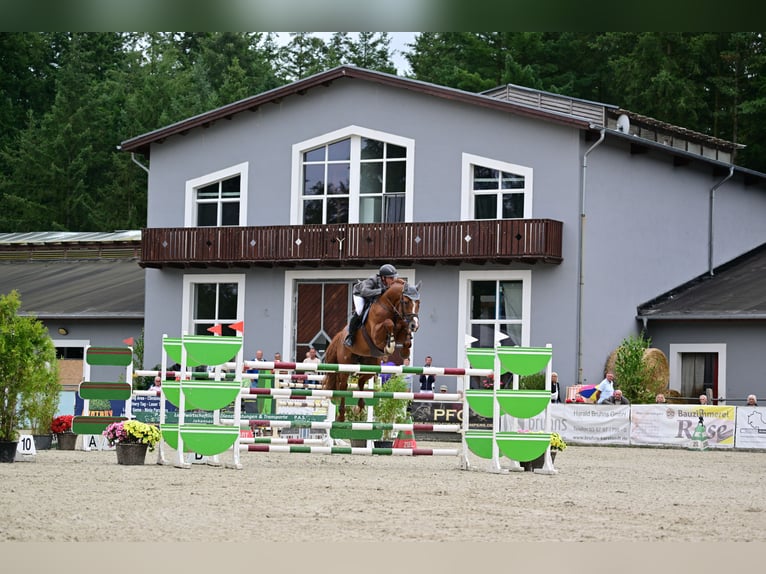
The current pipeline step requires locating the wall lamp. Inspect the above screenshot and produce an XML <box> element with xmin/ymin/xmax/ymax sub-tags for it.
<box><xmin>57</xmin><ymin>327</ymin><xmax>69</xmax><ymax>336</ymax></box>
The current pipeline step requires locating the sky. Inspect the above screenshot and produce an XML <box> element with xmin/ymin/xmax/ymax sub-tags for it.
<box><xmin>274</xmin><ymin>32</ymin><xmax>418</xmax><ymax>75</ymax></box>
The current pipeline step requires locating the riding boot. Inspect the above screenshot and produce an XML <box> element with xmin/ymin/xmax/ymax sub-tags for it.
<box><xmin>345</xmin><ymin>312</ymin><xmax>362</xmax><ymax>347</ymax></box>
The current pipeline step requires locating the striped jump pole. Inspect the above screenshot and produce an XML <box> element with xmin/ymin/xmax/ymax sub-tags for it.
<box><xmin>227</xmin><ymin>360</ymin><xmax>493</xmax><ymax>378</ymax></box>
<box><xmin>237</xmin><ymin>420</ymin><xmax>461</xmax><ymax>433</ymax></box>
<box><xmin>241</xmin><ymin>387</ymin><xmax>463</xmax><ymax>402</ymax></box>
<box><xmin>240</xmin><ymin>444</ymin><xmax>460</xmax><ymax>456</ymax></box>
<box><xmin>240</xmin><ymin>437</ymin><xmax>329</xmax><ymax>446</ymax></box>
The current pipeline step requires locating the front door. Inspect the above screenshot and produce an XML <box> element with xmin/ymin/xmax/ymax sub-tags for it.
<box><xmin>295</xmin><ymin>281</ymin><xmax>353</xmax><ymax>361</ymax></box>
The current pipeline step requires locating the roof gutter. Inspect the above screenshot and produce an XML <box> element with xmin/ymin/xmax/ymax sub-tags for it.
<box><xmin>708</xmin><ymin>166</ymin><xmax>735</xmax><ymax>276</ymax></box>
<box><xmin>576</xmin><ymin>127</ymin><xmax>606</xmax><ymax>385</ymax></box>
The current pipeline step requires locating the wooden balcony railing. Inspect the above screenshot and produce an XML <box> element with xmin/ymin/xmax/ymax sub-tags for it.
<box><xmin>140</xmin><ymin>219</ymin><xmax>563</xmax><ymax>268</ymax></box>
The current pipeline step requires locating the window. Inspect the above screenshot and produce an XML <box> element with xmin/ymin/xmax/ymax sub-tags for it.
<box><xmin>185</xmin><ymin>163</ymin><xmax>248</xmax><ymax>227</ymax></box>
<box><xmin>461</xmin><ymin>154</ymin><xmax>533</xmax><ymax>220</ymax></box>
<box><xmin>182</xmin><ymin>274</ymin><xmax>245</xmax><ymax>336</ymax></box>
<box><xmin>292</xmin><ymin>126</ymin><xmax>414</xmax><ymax>225</ymax></box>
<box><xmin>457</xmin><ymin>269</ymin><xmax>531</xmax><ymax>366</ymax></box>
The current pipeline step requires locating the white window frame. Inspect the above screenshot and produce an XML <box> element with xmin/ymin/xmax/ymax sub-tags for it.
<box><xmin>291</xmin><ymin>126</ymin><xmax>414</xmax><ymax>225</ymax></box>
<box><xmin>668</xmin><ymin>343</ymin><xmax>727</xmax><ymax>401</ymax></box>
<box><xmin>457</xmin><ymin>270</ymin><xmax>532</xmax><ymax>370</ymax></box>
<box><xmin>283</xmin><ymin>268</ymin><xmax>417</xmax><ymax>360</ymax></box>
<box><xmin>184</xmin><ymin>162</ymin><xmax>249</xmax><ymax>227</ymax></box>
<box><xmin>460</xmin><ymin>153</ymin><xmax>533</xmax><ymax>220</ymax></box>
<box><xmin>181</xmin><ymin>274</ymin><xmax>246</xmax><ymax>335</ymax></box>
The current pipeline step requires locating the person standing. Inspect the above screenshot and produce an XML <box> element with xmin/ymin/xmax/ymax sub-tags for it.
<box><xmin>699</xmin><ymin>394</ymin><xmax>709</xmax><ymax>405</ymax></box>
<box><xmin>419</xmin><ymin>355</ymin><xmax>435</xmax><ymax>391</ymax></box>
<box><xmin>746</xmin><ymin>394</ymin><xmax>758</xmax><ymax>406</ymax></box>
<box><xmin>596</xmin><ymin>372</ymin><xmax>615</xmax><ymax>404</ymax></box>
<box><xmin>304</xmin><ymin>347</ymin><xmax>321</xmax><ymax>365</ymax></box>
<box><xmin>550</xmin><ymin>372</ymin><xmax>561</xmax><ymax>403</ymax></box>
<box><xmin>655</xmin><ymin>393</ymin><xmax>667</xmax><ymax>404</ymax></box>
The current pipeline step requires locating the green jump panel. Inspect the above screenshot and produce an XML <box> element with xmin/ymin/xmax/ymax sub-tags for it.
<box><xmin>465</xmin><ymin>348</ymin><xmax>495</xmax><ymax>370</ymax></box>
<box><xmin>497</xmin><ymin>346</ymin><xmax>552</xmax><ymax>376</ymax></box>
<box><xmin>497</xmin><ymin>390</ymin><xmax>551</xmax><ymax>419</ymax></box>
<box><xmin>183</xmin><ymin>380</ymin><xmax>242</xmax><ymax>411</ymax></box>
<box><xmin>72</xmin><ymin>415</ymin><xmax>127</xmax><ymax>435</ymax></box>
<box><xmin>180</xmin><ymin>423</ymin><xmax>240</xmax><ymax>456</ymax></box>
<box><xmin>162</xmin><ymin>338</ymin><xmax>205</xmax><ymax>367</ymax></box>
<box><xmin>85</xmin><ymin>346</ymin><xmax>133</xmax><ymax>366</ymax></box>
<box><xmin>496</xmin><ymin>431</ymin><xmax>550</xmax><ymax>462</ymax></box>
<box><xmin>464</xmin><ymin>430</ymin><xmax>494</xmax><ymax>459</ymax></box>
<box><xmin>78</xmin><ymin>381</ymin><xmax>132</xmax><ymax>400</ymax></box>
<box><xmin>182</xmin><ymin>335</ymin><xmax>243</xmax><ymax>366</ymax></box>
<box><xmin>159</xmin><ymin>424</ymin><xmax>192</xmax><ymax>452</ymax></box>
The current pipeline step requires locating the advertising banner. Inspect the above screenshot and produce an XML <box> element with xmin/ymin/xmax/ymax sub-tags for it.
<box><xmin>630</xmin><ymin>405</ymin><xmax>735</xmax><ymax>448</ymax></box>
<box><xmin>734</xmin><ymin>406</ymin><xmax>766</xmax><ymax>449</ymax></box>
<box><xmin>554</xmin><ymin>404</ymin><xmax>631</xmax><ymax>445</ymax></box>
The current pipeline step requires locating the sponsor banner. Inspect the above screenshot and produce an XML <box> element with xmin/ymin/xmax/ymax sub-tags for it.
<box><xmin>630</xmin><ymin>405</ymin><xmax>735</xmax><ymax>448</ymax></box>
<box><xmin>734</xmin><ymin>406</ymin><xmax>766</xmax><ymax>449</ymax></box>
<box><xmin>410</xmin><ymin>401</ymin><xmax>492</xmax><ymax>428</ymax></box>
<box><xmin>554</xmin><ymin>404</ymin><xmax>631</xmax><ymax>445</ymax></box>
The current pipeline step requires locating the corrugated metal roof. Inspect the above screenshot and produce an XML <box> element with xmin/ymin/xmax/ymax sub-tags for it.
<box><xmin>637</xmin><ymin>244</ymin><xmax>766</xmax><ymax>320</ymax></box>
<box><xmin>0</xmin><ymin>259</ymin><xmax>144</xmax><ymax>318</ymax></box>
<box><xmin>0</xmin><ymin>230</ymin><xmax>141</xmax><ymax>244</ymax></box>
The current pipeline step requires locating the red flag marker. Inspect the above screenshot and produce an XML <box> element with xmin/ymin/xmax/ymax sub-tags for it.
<box><xmin>229</xmin><ymin>321</ymin><xmax>245</xmax><ymax>333</ymax></box>
<box><xmin>122</xmin><ymin>337</ymin><xmax>134</xmax><ymax>346</ymax></box>
<box><xmin>207</xmin><ymin>324</ymin><xmax>223</xmax><ymax>335</ymax></box>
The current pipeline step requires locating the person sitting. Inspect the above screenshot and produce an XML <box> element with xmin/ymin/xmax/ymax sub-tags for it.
<box><xmin>149</xmin><ymin>376</ymin><xmax>162</xmax><ymax>392</ymax></box>
<box><xmin>746</xmin><ymin>394</ymin><xmax>758</xmax><ymax>406</ymax></box>
<box><xmin>699</xmin><ymin>394</ymin><xmax>709</xmax><ymax>405</ymax></box>
<box><xmin>345</xmin><ymin>264</ymin><xmax>399</xmax><ymax>347</ymax></box>
<box><xmin>655</xmin><ymin>393</ymin><xmax>666</xmax><ymax>404</ymax></box>
<box><xmin>602</xmin><ymin>389</ymin><xmax>630</xmax><ymax>404</ymax></box>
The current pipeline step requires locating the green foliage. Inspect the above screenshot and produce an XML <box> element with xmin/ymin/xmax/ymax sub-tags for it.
<box><xmin>613</xmin><ymin>332</ymin><xmax>654</xmax><ymax>404</ymax></box>
<box><xmin>0</xmin><ymin>290</ymin><xmax>59</xmax><ymax>441</ymax></box>
<box><xmin>519</xmin><ymin>372</ymin><xmax>546</xmax><ymax>390</ymax></box>
<box><xmin>373</xmin><ymin>374</ymin><xmax>411</xmax><ymax>440</ymax></box>
<box><xmin>87</xmin><ymin>398</ymin><xmax>112</xmax><ymax>412</ymax></box>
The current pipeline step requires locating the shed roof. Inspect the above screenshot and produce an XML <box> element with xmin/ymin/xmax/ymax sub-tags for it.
<box><xmin>636</xmin><ymin>244</ymin><xmax>766</xmax><ymax>321</ymax></box>
<box><xmin>0</xmin><ymin>259</ymin><xmax>144</xmax><ymax>319</ymax></box>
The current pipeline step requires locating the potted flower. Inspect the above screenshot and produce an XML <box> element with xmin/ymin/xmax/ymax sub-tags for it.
<box><xmin>103</xmin><ymin>420</ymin><xmax>161</xmax><ymax>465</ymax></box>
<box><xmin>51</xmin><ymin>415</ymin><xmax>77</xmax><ymax>450</ymax></box>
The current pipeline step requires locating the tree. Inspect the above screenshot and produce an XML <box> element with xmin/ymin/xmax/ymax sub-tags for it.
<box><xmin>612</xmin><ymin>332</ymin><xmax>665</xmax><ymax>404</ymax></box>
<box><xmin>0</xmin><ymin>290</ymin><xmax>59</xmax><ymax>442</ymax></box>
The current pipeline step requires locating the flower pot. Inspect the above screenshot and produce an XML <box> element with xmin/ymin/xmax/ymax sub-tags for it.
<box><xmin>522</xmin><ymin>450</ymin><xmax>556</xmax><ymax>471</ymax></box>
<box><xmin>56</xmin><ymin>432</ymin><xmax>78</xmax><ymax>450</ymax></box>
<box><xmin>0</xmin><ymin>440</ymin><xmax>18</xmax><ymax>463</ymax></box>
<box><xmin>115</xmin><ymin>442</ymin><xmax>149</xmax><ymax>465</ymax></box>
<box><xmin>33</xmin><ymin>434</ymin><xmax>53</xmax><ymax>450</ymax></box>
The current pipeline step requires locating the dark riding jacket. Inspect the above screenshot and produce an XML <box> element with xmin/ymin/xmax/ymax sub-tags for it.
<box><xmin>353</xmin><ymin>275</ymin><xmax>387</xmax><ymax>300</ymax></box>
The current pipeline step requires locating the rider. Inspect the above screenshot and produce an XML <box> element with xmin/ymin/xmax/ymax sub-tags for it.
<box><xmin>344</xmin><ymin>264</ymin><xmax>399</xmax><ymax>347</ymax></box>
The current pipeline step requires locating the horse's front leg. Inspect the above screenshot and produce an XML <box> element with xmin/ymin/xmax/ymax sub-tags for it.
<box><xmin>376</xmin><ymin>319</ymin><xmax>396</xmax><ymax>355</ymax></box>
<box><xmin>356</xmin><ymin>373</ymin><xmax>374</xmax><ymax>413</ymax></box>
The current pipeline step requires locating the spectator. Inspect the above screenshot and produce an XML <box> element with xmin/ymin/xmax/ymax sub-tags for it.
<box><xmin>379</xmin><ymin>354</ymin><xmax>395</xmax><ymax>384</ymax></box>
<box><xmin>550</xmin><ymin>372</ymin><xmax>561</xmax><ymax>403</ymax></box>
<box><xmin>602</xmin><ymin>389</ymin><xmax>630</xmax><ymax>404</ymax></box>
<box><xmin>243</xmin><ymin>349</ymin><xmax>264</xmax><ymax>414</ymax></box>
<box><xmin>401</xmin><ymin>357</ymin><xmax>414</xmax><ymax>392</ymax></box>
<box><xmin>149</xmin><ymin>376</ymin><xmax>162</xmax><ymax>392</ymax></box>
<box><xmin>439</xmin><ymin>385</ymin><xmax>448</xmax><ymax>393</ymax></box>
<box><xmin>699</xmin><ymin>394</ymin><xmax>708</xmax><ymax>405</ymax></box>
<box><xmin>596</xmin><ymin>372</ymin><xmax>615</xmax><ymax>404</ymax></box>
<box><xmin>655</xmin><ymin>393</ymin><xmax>667</xmax><ymax>404</ymax></box>
<box><xmin>746</xmin><ymin>394</ymin><xmax>758</xmax><ymax>406</ymax></box>
<box><xmin>305</xmin><ymin>347</ymin><xmax>321</xmax><ymax>365</ymax></box>
<box><xmin>419</xmin><ymin>355</ymin><xmax>435</xmax><ymax>391</ymax></box>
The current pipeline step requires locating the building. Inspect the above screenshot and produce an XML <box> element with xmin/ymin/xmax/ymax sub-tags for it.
<box><xmin>0</xmin><ymin>231</ymin><xmax>144</xmax><ymax>393</ymax></box>
<box><xmin>118</xmin><ymin>66</ymin><xmax>766</xmax><ymax>401</ymax></box>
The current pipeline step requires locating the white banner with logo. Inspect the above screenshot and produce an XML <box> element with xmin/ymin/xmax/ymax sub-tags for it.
<box><xmin>734</xmin><ymin>406</ymin><xmax>766</xmax><ymax>449</ymax></box>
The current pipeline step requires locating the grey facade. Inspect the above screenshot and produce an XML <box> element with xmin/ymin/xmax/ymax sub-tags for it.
<box><xmin>121</xmin><ymin>67</ymin><xmax>766</xmax><ymax>400</ymax></box>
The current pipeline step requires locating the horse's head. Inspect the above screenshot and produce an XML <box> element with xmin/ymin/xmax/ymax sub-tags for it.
<box><xmin>401</xmin><ymin>281</ymin><xmax>421</xmax><ymax>333</ymax></box>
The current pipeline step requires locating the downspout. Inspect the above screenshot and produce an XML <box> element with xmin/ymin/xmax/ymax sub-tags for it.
<box><xmin>708</xmin><ymin>166</ymin><xmax>734</xmax><ymax>276</ymax></box>
<box><xmin>131</xmin><ymin>152</ymin><xmax>150</xmax><ymax>174</ymax></box>
<box><xmin>575</xmin><ymin>128</ymin><xmax>605</xmax><ymax>385</ymax></box>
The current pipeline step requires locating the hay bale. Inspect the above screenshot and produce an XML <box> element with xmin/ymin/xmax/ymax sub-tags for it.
<box><xmin>604</xmin><ymin>347</ymin><xmax>669</xmax><ymax>395</ymax></box>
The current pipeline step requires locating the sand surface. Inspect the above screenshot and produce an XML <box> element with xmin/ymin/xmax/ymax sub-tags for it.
<box><xmin>2</xmin><ymin>440</ymin><xmax>765</xmax><ymax>544</ymax></box>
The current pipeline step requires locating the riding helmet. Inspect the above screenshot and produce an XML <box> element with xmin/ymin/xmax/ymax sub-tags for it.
<box><xmin>378</xmin><ymin>264</ymin><xmax>398</xmax><ymax>278</ymax></box>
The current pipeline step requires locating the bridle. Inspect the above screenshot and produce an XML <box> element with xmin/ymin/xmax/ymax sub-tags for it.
<box><xmin>375</xmin><ymin>280</ymin><xmax>419</xmax><ymax>332</ymax></box>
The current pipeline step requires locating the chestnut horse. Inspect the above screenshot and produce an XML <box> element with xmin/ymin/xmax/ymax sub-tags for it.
<box><xmin>323</xmin><ymin>278</ymin><xmax>421</xmax><ymax>421</ymax></box>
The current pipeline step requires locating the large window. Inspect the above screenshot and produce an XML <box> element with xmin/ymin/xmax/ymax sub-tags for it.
<box><xmin>292</xmin><ymin>126</ymin><xmax>413</xmax><ymax>225</ymax></box>
<box><xmin>182</xmin><ymin>274</ymin><xmax>245</xmax><ymax>336</ymax></box>
<box><xmin>461</xmin><ymin>154</ymin><xmax>532</xmax><ymax>220</ymax></box>
<box><xmin>468</xmin><ymin>279</ymin><xmax>524</xmax><ymax>348</ymax></box>
<box><xmin>185</xmin><ymin>163</ymin><xmax>248</xmax><ymax>227</ymax></box>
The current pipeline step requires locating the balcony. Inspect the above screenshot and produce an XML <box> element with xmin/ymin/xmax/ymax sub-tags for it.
<box><xmin>140</xmin><ymin>219</ymin><xmax>563</xmax><ymax>269</ymax></box>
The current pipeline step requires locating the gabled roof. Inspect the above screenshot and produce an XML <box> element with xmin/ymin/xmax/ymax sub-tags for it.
<box><xmin>119</xmin><ymin>66</ymin><xmax>593</xmax><ymax>157</ymax></box>
<box><xmin>637</xmin><ymin>244</ymin><xmax>766</xmax><ymax>321</ymax></box>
